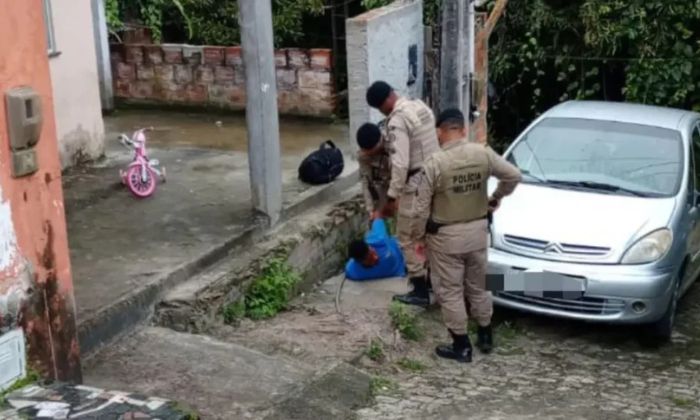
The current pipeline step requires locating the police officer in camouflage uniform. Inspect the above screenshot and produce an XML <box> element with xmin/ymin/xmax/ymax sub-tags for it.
<box><xmin>356</xmin><ymin>122</ymin><xmax>391</xmax><ymax>220</ymax></box>
<box><xmin>366</xmin><ymin>81</ymin><xmax>440</xmax><ymax>307</ymax></box>
<box><xmin>415</xmin><ymin>109</ymin><xmax>521</xmax><ymax>363</ymax></box>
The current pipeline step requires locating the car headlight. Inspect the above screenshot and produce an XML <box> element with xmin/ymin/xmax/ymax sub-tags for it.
<box><xmin>621</xmin><ymin>229</ymin><xmax>673</xmax><ymax>265</ymax></box>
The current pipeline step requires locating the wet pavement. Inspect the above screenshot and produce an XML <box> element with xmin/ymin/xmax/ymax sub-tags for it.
<box><xmin>63</xmin><ymin>109</ymin><xmax>357</xmax><ymax>354</ymax></box>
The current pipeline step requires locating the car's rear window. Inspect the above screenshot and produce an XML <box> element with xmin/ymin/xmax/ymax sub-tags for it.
<box><xmin>506</xmin><ymin>117</ymin><xmax>684</xmax><ymax>197</ymax></box>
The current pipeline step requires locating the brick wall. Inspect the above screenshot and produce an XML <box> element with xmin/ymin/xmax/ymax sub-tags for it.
<box><xmin>110</xmin><ymin>44</ymin><xmax>335</xmax><ymax>117</ymax></box>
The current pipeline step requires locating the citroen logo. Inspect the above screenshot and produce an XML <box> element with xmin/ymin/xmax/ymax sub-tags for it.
<box><xmin>543</xmin><ymin>243</ymin><xmax>563</xmax><ymax>254</ymax></box>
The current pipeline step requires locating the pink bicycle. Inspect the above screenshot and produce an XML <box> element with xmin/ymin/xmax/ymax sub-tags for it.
<box><xmin>118</xmin><ymin>127</ymin><xmax>166</xmax><ymax>198</ymax></box>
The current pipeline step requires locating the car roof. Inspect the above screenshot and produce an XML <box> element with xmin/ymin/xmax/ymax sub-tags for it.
<box><xmin>543</xmin><ymin>100</ymin><xmax>700</xmax><ymax>131</ymax></box>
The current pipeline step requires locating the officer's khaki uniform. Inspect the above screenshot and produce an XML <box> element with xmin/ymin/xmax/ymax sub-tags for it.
<box><xmin>358</xmin><ymin>150</ymin><xmax>391</xmax><ymax>214</ymax></box>
<box><xmin>382</xmin><ymin>97</ymin><xmax>440</xmax><ymax>279</ymax></box>
<box><xmin>415</xmin><ymin>139</ymin><xmax>521</xmax><ymax>333</ymax></box>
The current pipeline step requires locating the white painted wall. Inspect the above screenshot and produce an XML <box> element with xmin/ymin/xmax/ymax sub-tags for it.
<box><xmin>346</xmin><ymin>0</ymin><xmax>425</xmax><ymax>153</ymax></box>
<box><xmin>48</xmin><ymin>0</ymin><xmax>105</xmax><ymax>169</ymax></box>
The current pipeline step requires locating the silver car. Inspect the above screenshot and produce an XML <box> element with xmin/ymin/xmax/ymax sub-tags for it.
<box><xmin>487</xmin><ymin>100</ymin><xmax>700</xmax><ymax>342</ymax></box>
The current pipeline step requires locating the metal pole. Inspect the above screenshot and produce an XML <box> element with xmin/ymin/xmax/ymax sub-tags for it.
<box><xmin>439</xmin><ymin>0</ymin><xmax>465</xmax><ymax>113</ymax></box>
<box><xmin>91</xmin><ymin>0</ymin><xmax>114</xmax><ymax>111</ymax></box>
<box><xmin>238</xmin><ymin>0</ymin><xmax>282</xmax><ymax>225</ymax></box>
<box><xmin>464</xmin><ymin>0</ymin><xmax>475</xmax><ymax>125</ymax></box>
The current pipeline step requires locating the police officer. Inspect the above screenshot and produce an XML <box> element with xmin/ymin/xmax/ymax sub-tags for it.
<box><xmin>415</xmin><ymin>109</ymin><xmax>521</xmax><ymax>362</ymax></box>
<box><xmin>366</xmin><ymin>81</ymin><xmax>440</xmax><ymax>307</ymax></box>
<box><xmin>356</xmin><ymin>122</ymin><xmax>391</xmax><ymax>220</ymax></box>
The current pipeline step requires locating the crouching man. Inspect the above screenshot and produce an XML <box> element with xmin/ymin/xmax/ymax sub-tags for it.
<box><xmin>345</xmin><ymin>218</ymin><xmax>406</xmax><ymax>281</ymax></box>
<box><xmin>414</xmin><ymin>109</ymin><xmax>521</xmax><ymax>362</ymax></box>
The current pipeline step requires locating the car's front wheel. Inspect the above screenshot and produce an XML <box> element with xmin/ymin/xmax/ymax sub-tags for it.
<box><xmin>644</xmin><ymin>273</ymin><xmax>682</xmax><ymax>345</ymax></box>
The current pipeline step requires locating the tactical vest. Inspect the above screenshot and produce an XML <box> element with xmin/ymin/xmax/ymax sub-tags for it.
<box><xmin>385</xmin><ymin>98</ymin><xmax>440</xmax><ymax>171</ymax></box>
<box><xmin>431</xmin><ymin>141</ymin><xmax>490</xmax><ymax>225</ymax></box>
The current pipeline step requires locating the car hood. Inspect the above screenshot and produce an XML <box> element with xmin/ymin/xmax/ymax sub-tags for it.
<box><xmin>488</xmin><ymin>180</ymin><xmax>677</xmax><ymax>263</ymax></box>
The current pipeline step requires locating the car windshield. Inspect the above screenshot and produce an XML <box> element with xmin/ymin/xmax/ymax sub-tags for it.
<box><xmin>506</xmin><ymin>117</ymin><xmax>684</xmax><ymax>197</ymax></box>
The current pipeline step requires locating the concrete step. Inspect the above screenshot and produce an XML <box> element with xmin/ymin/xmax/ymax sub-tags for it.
<box><xmin>76</xmin><ymin>168</ymin><xmax>360</xmax><ymax>356</ymax></box>
<box><xmin>154</xmin><ymin>187</ymin><xmax>365</xmax><ymax>334</ymax></box>
<box><xmin>83</xmin><ymin>327</ymin><xmax>371</xmax><ymax>419</ymax></box>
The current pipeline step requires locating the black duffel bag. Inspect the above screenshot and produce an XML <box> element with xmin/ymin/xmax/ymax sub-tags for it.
<box><xmin>298</xmin><ymin>140</ymin><xmax>345</xmax><ymax>185</ymax></box>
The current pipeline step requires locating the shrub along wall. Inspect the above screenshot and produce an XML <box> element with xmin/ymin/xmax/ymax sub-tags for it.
<box><xmin>110</xmin><ymin>43</ymin><xmax>336</xmax><ymax>117</ymax></box>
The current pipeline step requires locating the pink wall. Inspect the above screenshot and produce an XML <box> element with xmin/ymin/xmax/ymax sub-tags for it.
<box><xmin>0</xmin><ymin>0</ymin><xmax>81</xmax><ymax>382</ymax></box>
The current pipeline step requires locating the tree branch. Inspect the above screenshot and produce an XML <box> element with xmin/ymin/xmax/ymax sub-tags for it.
<box><xmin>483</xmin><ymin>0</ymin><xmax>508</xmax><ymax>37</ymax></box>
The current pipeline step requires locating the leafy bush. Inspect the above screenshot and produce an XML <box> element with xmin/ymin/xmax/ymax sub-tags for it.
<box><xmin>244</xmin><ymin>258</ymin><xmax>300</xmax><ymax>320</ymax></box>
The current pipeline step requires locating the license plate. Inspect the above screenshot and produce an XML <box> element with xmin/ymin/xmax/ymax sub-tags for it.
<box><xmin>497</xmin><ymin>270</ymin><xmax>586</xmax><ymax>298</ymax></box>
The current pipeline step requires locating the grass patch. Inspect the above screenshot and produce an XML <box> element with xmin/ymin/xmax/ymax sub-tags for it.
<box><xmin>172</xmin><ymin>401</ymin><xmax>200</xmax><ymax>419</ymax></box>
<box><xmin>369</xmin><ymin>376</ymin><xmax>399</xmax><ymax>397</ymax></box>
<box><xmin>671</xmin><ymin>397</ymin><xmax>695</xmax><ymax>409</ymax></box>
<box><xmin>222</xmin><ymin>258</ymin><xmax>301</xmax><ymax>323</ymax></box>
<box><xmin>221</xmin><ymin>300</ymin><xmax>246</xmax><ymax>324</ymax></box>
<box><xmin>396</xmin><ymin>358</ymin><xmax>426</xmax><ymax>373</ymax></box>
<box><xmin>496</xmin><ymin>321</ymin><xmax>521</xmax><ymax>342</ymax></box>
<box><xmin>366</xmin><ymin>339</ymin><xmax>385</xmax><ymax>362</ymax></box>
<box><xmin>389</xmin><ymin>301</ymin><xmax>422</xmax><ymax>341</ymax></box>
<box><xmin>1</xmin><ymin>369</ymin><xmax>41</xmax><ymax>403</ymax></box>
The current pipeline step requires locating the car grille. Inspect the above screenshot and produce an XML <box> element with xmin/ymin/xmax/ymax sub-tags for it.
<box><xmin>503</xmin><ymin>235</ymin><xmax>611</xmax><ymax>258</ymax></box>
<box><xmin>497</xmin><ymin>291</ymin><xmax>626</xmax><ymax>315</ymax></box>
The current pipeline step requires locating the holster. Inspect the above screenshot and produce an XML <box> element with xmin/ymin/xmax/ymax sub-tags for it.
<box><xmin>426</xmin><ymin>219</ymin><xmax>444</xmax><ymax>235</ymax></box>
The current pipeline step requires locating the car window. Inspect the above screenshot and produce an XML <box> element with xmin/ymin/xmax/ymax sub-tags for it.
<box><xmin>507</xmin><ymin>117</ymin><xmax>684</xmax><ymax>197</ymax></box>
<box><xmin>693</xmin><ymin>124</ymin><xmax>700</xmax><ymax>191</ymax></box>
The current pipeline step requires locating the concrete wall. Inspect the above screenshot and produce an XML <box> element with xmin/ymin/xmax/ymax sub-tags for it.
<box><xmin>49</xmin><ymin>0</ymin><xmax>106</xmax><ymax>169</ymax></box>
<box><xmin>0</xmin><ymin>0</ymin><xmax>82</xmax><ymax>382</ymax></box>
<box><xmin>347</xmin><ymin>0</ymin><xmax>425</xmax><ymax>150</ymax></box>
<box><xmin>110</xmin><ymin>44</ymin><xmax>336</xmax><ymax>118</ymax></box>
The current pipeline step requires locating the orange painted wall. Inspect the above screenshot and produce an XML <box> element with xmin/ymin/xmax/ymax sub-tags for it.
<box><xmin>0</xmin><ymin>0</ymin><xmax>81</xmax><ymax>381</ymax></box>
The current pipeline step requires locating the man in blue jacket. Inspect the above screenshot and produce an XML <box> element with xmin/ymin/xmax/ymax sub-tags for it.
<box><xmin>345</xmin><ymin>218</ymin><xmax>406</xmax><ymax>281</ymax></box>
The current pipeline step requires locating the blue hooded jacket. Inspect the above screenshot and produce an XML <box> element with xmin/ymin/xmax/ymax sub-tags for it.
<box><xmin>345</xmin><ymin>219</ymin><xmax>406</xmax><ymax>281</ymax></box>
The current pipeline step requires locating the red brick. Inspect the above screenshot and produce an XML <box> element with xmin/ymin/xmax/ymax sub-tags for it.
<box><xmin>214</xmin><ymin>66</ymin><xmax>235</xmax><ymax>83</ymax></box>
<box><xmin>116</xmin><ymin>62</ymin><xmax>136</xmax><ymax>81</ymax></box>
<box><xmin>298</xmin><ymin>70</ymin><xmax>331</xmax><ymax>89</ymax></box>
<box><xmin>162</xmin><ymin>45</ymin><xmax>183</xmax><ymax>64</ymax></box>
<box><xmin>185</xmin><ymin>84</ymin><xmax>208</xmax><ymax>103</ymax></box>
<box><xmin>225</xmin><ymin>47</ymin><xmax>243</xmax><ymax>67</ymax></box>
<box><xmin>132</xmin><ymin>81</ymin><xmax>154</xmax><ymax>99</ymax></box>
<box><xmin>275</xmin><ymin>50</ymin><xmax>288</xmax><ymax>68</ymax></box>
<box><xmin>158</xmin><ymin>83</ymin><xmax>185</xmax><ymax>102</ymax></box>
<box><xmin>154</xmin><ymin>65</ymin><xmax>174</xmax><ymax>81</ymax></box>
<box><xmin>195</xmin><ymin>66</ymin><xmax>215</xmax><ymax>84</ymax></box>
<box><xmin>136</xmin><ymin>65</ymin><xmax>155</xmax><ymax>80</ymax></box>
<box><xmin>115</xmin><ymin>79</ymin><xmax>130</xmax><ymax>97</ymax></box>
<box><xmin>276</xmin><ymin>69</ymin><xmax>297</xmax><ymax>90</ymax></box>
<box><xmin>203</xmin><ymin>47</ymin><xmax>225</xmax><ymax>66</ymax></box>
<box><xmin>110</xmin><ymin>43</ymin><xmax>125</xmax><ymax>61</ymax></box>
<box><xmin>125</xmin><ymin>45</ymin><xmax>144</xmax><ymax>64</ymax></box>
<box><xmin>144</xmin><ymin>46</ymin><xmax>163</xmax><ymax>64</ymax></box>
<box><xmin>287</xmin><ymin>48</ymin><xmax>309</xmax><ymax>68</ymax></box>
<box><xmin>174</xmin><ymin>65</ymin><xmax>193</xmax><ymax>84</ymax></box>
<box><xmin>309</xmin><ymin>49</ymin><xmax>332</xmax><ymax>71</ymax></box>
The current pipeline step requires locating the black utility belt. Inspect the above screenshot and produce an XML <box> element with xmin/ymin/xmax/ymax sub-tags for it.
<box><xmin>426</xmin><ymin>214</ymin><xmax>489</xmax><ymax>234</ymax></box>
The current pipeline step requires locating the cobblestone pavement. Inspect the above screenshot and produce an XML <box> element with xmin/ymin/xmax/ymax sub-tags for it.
<box><xmin>354</xmin><ymin>282</ymin><xmax>700</xmax><ymax>419</ymax></box>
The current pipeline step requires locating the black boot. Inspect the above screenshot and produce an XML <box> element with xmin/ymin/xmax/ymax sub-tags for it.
<box><xmin>392</xmin><ymin>276</ymin><xmax>430</xmax><ymax>307</ymax></box>
<box><xmin>435</xmin><ymin>330</ymin><xmax>473</xmax><ymax>363</ymax></box>
<box><xmin>476</xmin><ymin>325</ymin><xmax>494</xmax><ymax>354</ymax></box>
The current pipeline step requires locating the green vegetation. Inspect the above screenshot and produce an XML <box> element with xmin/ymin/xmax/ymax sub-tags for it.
<box><xmin>671</xmin><ymin>396</ymin><xmax>695</xmax><ymax>409</ymax></box>
<box><xmin>1</xmin><ymin>369</ymin><xmax>41</xmax><ymax>403</ymax></box>
<box><xmin>396</xmin><ymin>357</ymin><xmax>426</xmax><ymax>373</ymax></box>
<box><xmin>369</xmin><ymin>376</ymin><xmax>399</xmax><ymax>397</ymax></box>
<box><xmin>243</xmin><ymin>258</ymin><xmax>301</xmax><ymax>320</ymax></box>
<box><xmin>389</xmin><ymin>301</ymin><xmax>422</xmax><ymax>341</ymax></box>
<box><xmin>496</xmin><ymin>321</ymin><xmax>521</xmax><ymax>342</ymax></box>
<box><xmin>366</xmin><ymin>339</ymin><xmax>385</xmax><ymax>362</ymax></box>
<box><xmin>222</xmin><ymin>257</ymin><xmax>300</xmax><ymax>323</ymax></box>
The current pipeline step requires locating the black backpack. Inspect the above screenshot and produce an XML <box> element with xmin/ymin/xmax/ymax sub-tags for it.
<box><xmin>298</xmin><ymin>140</ymin><xmax>345</xmax><ymax>185</ymax></box>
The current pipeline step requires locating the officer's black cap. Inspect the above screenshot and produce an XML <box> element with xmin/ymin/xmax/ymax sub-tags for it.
<box><xmin>366</xmin><ymin>81</ymin><xmax>393</xmax><ymax>108</ymax></box>
<box><xmin>436</xmin><ymin>108</ymin><xmax>466</xmax><ymax>128</ymax></box>
<box><xmin>356</xmin><ymin>123</ymin><xmax>382</xmax><ymax>150</ymax></box>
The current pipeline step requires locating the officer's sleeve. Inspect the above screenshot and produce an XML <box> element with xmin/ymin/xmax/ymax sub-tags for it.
<box><xmin>486</xmin><ymin>146</ymin><xmax>522</xmax><ymax>200</ymax></box>
<box><xmin>414</xmin><ymin>159</ymin><xmax>437</xmax><ymax>240</ymax></box>
<box><xmin>358</xmin><ymin>154</ymin><xmax>375</xmax><ymax>213</ymax></box>
<box><xmin>386</xmin><ymin>116</ymin><xmax>411</xmax><ymax>199</ymax></box>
